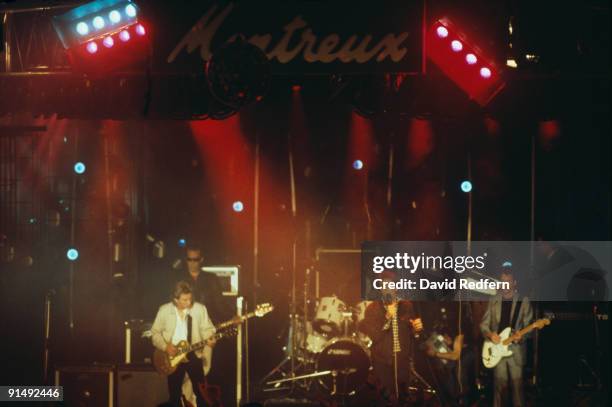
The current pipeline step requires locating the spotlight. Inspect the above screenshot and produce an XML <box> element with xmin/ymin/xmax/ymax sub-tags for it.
<box><xmin>178</xmin><ymin>238</ymin><xmax>186</xmax><ymax>247</ymax></box>
<box><xmin>232</xmin><ymin>201</ymin><xmax>244</xmax><ymax>212</ymax></box>
<box><xmin>76</xmin><ymin>22</ymin><xmax>89</xmax><ymax>36</ymax></box>
<box><xmin>461</xmin><ymin>180</ymin><xmax>473</xmax><ymax>193</ymax></box>
<box><xmin>66</xmin><ymin>248</ymin><xmax>79</xmax><ymax>261</ymax></box>
<box><xmin>436</xmin><ymin>26</ymin><xmax>448</xmax><ymax>38</ymax></box>
<box><xmin>108</xmin><ymin>10</ymin><xmax>121</xmax><ymax>24</ymax></box>
<box><xmin>480</xmin><ymin>67</ymin><xmax>492</xmax><ymax>78</ymax></box>
<box><xmin>103</xmin><ymin>36</ymin><xmax>114</xmax><ymax>48</ymax></box>
<box><xmin>119</xmin><ymin>30</ymin><xmax>130</xmax><ymax>42</ymax></box>
<box><xmin>86</xmin><ymin>42</ymin><xmax>98</xmax><ymax>54</ymax></box>
<box><xmin>74</xmin><ymin>162</ymin><xmax>86</xmax><ymax>174</ymax></box>
<box><xmin>135</xmin><ymin>24</ymin><xmax>145</xmax><ymax>36</ymax></box>
<box><xmin>52</xmin><ymin>0</ymin><xmax>146</xmax><ymax>73</ymax></box>
<box><xmin>352</xmin><ymin>159</ymin><xmax>364</xmax><ymax>170</ymax></box>
<box><xmin>92</xmin><ymin>16</ymin><xmax>105</xmax><ymax>30</ymax></box>
<box><xmin>292</xmin><ymin>85</ymin><xmax>302</xmax><ymax>92</ymax></box>
<box><xmin>427</xmin><ymin>18</ymin><xmax>505</xmax><ymax>106</ymax></box>
<box><xmin>125</xmin><ymin>3</ymin><xmax>137</xmax><ymax>18</ymax></box>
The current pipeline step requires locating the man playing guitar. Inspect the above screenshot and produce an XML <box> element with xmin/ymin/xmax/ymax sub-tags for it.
<box><xmin>151</xmin><ymin>281</ymin><xmax>217</xmax><ymax>407</ymax></box>
<box><xmin>480</xmin><ymin>265</ymin><xmax>533</xmax><ymax>407</ymax></box>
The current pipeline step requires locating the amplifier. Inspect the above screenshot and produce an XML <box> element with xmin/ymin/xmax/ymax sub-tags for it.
<box><xmin>116</xmin><ymin>364</ymin><xmax>168</xmax><ymax>407</ymax></box>
<box><xmin>55</xmin><ymin>365</ymin><xmax>114</xmax><ymax>407</ymax></box>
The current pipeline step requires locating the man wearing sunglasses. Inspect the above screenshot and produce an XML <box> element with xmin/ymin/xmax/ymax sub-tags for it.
<box><xmin>174</xmin><ymin>243</ymin><xmax>230</xmax><ymax>324</ymax></box>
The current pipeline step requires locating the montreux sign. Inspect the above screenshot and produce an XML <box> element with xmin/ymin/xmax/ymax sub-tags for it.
<box><xmin>152</xmin><ymin>0</ymin><xmax>424</xmax><ymax>73</ymax></box>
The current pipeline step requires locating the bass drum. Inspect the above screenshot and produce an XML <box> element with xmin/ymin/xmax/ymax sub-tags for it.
<box><xmin>316</xmin><ymin>338</ymin><xmax>371</xmax><ymax>396</ymax></box>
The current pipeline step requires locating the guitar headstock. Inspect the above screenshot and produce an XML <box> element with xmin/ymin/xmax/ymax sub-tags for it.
<box><xmin>533</xmin><ymin>318</ymin><xmax>551</xmax><ymax>329</ymax></box>
<box><xmin>254</xmin><ymin>303</ymin><xmax>274</xmax><ymax>317</ymax></box>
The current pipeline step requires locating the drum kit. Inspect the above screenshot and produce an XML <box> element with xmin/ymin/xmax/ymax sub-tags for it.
<box><xmin>263</xmin><ymin>295</ymin><xmax>374</xmax><ymax>397</ymax></box>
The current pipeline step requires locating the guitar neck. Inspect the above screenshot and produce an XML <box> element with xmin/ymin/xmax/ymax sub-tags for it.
<box><xmin>503</xmin><ymin>321</ymin><xmax>541</xmax><ymax>345</ymax></box>
<box><xmin>185</xmin><ymin>312</ymin><xmax>258</xmax><ymax>353</ymax></box>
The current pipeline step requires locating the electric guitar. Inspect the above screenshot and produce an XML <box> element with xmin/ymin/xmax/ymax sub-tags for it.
<box><xmin>153</xmin><ymin>303</ymin><xmax>273</xmax><ymax>376</ymax></box>
<box><xmin>481</xmin><ymin>318</ymin><xmax>550</xmax><ymax>368</ymax></box>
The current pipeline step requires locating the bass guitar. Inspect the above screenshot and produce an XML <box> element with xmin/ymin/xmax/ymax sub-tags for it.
<box><xmin>481</xmin><ymin>318</ymin><xmax>550</xmax><ymax>368</ymax></box>
<box><xmin>153</xmin><ymin>303</ymin><xmax>273</xmax><ymax>376</ymax></box>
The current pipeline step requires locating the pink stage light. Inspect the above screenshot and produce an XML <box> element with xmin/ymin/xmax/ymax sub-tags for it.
<box><xmin>436</xmin><ymin>26</ymin><xmax>448</xmax><ymax>38</ymax></box>
<box><xmin>451</xmin><ymin>40</ymin><xmax>463</xmax><ymax>52</ymax></box>
<box><xmin>466</xmin><ymin>53</ymin><xmax>477</xmax><ymax>64</ymax></box>
<box><xmin>119</xmin><ymin>30</ymin><xmax>130</xmax><ymax>42</ymax></box>
<box><xmin>102</xmin><ymin>36</ymin><xmax>114</xmax><ymax>48</ymax></box>
<box><xmin>135</xmin><ymin>24</ymin><xmax>146</xmax><ymax>36</ymax></box>
<box><xmin>86</xmin><ymin>41</ymin><xmax>98</xmax><ymax>54</ymax></box>
<box><xmin>480</xmin><ymin>67</ymin><xmax>492</xmax><ymax>78</ymax></box>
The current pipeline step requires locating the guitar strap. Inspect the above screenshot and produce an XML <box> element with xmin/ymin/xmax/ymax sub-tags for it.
<box><xmin>187</xmin><ymin>314</ymin><xmax>193</xmax><ymax>344</ymax></box>
<box><xmin>511</xmin><ymin>300</ymin><xmax>522</xmax><ymax>331</ymax></box>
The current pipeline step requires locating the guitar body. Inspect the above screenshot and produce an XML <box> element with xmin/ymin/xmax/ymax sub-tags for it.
<box><xmin>152</xmin><ymin>303</ymin><xmax>274</xmax><ymax>377</ymax></box>
<box><xmin>482</xmin><ymin>327</ymin><xmax>513</xmax><ymax>368</ymax></box>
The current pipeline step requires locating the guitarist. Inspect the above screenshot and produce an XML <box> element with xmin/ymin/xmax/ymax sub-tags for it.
<box><xmin>480</xmin><ymin>265</ymin><xmax>533</xmax><ymax>407</ymax></box>
<box><xmin>151</xmin><ymin>281</ymin><xmax>217</xmax><ymax>407</ymax></box>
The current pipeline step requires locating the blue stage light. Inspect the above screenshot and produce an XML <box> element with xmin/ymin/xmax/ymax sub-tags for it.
<box><xmin>232</xmin><ymin>201</ymin><xmax>244</xmax><ymax>212</ymax></box>
<box><xmin>178</xmin><ymin>238</ymin><xmax>186</xmax><ymax>247</ymax></box>
<box><xmin>76</xmin><ymin>22</ymin><xmax>89</xmax><ymax>35</ymax></box>
<box><xmin>92</xmin><ymin>15</ymin><xmax>105</xmax><ymax>30</ymax></box>
<box><xmin>74</xmin><ymin>162</ymin><xmax>86</xmax><ymax>174</ymax></box>
<box><xmin>125</xmin><ymin>4</ymin><xmax>137</xmax><ymax>17</ymax></box>
<box><xmin>109</xmin><ymin>10</ymin><xmax>121</xmax><ymax>24</ymax></box>
<box><xmin>461</xmin><ymin>180</ymin><xmax>472</xmax><ymax>193</ymax></box>
<box><xmin>67</xmin><ymin>248</ymin><xmax>79</xmax><ymax>261</ymax></box>
<box><xmin>352</xmin><ymin>159</ymin><xmax>364</xmax><ymax>170</ymax></box>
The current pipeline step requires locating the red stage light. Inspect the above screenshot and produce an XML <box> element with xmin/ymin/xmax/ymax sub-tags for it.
<box><xmin>86</xmin><ymin>41</ymin><xmax>98</xmax><ymax>54</ymax></box>
<box><xmin>427</xmin><ymin>18</ymin><xmax>505</xmax><ymax>106</ymax></box>
<box><xmin>291</xmin><ymin>85</ymin><xmax>301</xmax><ymax>92</ymax></box>
<box><xmin>103</xmin><ymin>36</ymin><xmax>114</xmax><ymax>48</ymax></box>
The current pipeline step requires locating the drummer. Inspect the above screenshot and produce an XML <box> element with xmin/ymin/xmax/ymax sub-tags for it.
<box><xmin>359</xmin><ymin>271</ymin><xmax>424</xmax><ymax>404</ymax></box>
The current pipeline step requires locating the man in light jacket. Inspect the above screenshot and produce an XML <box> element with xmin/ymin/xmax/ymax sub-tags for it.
<box><xmin>151</xmin><ymin>280</ymin><xmax>216</xmax><ymax>407</ymax></box>
<box><xmin>480</xmin><ymin>265</ymin><xmax>533</xmax><ymax>407</ymax></box>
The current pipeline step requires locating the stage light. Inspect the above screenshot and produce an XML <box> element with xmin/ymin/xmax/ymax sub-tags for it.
<box><xmin>103</xmin><ymin>36</ymin><xmax>114</xmax><ymax>48</ymax></box>
<box><xmin>352</xmin><ymin>159</ymin><xmax>364</xmax><ymax>170</ymax></box>
<box><xmin>436</xmin><ymin>26</ymin><xmax>448</xmax><ymax>38</ymax></box>
<box><xmin>506</xmin><ymin>59</ymin><xmax>518</xmax><ymax>68</ymax></box>
<box><xmin>119</xmin><ymin>30</ymin><xmax>130</xmax><ymax>42</ymax></box>
<box><xmin>92</xmin><ymin>16</ymin><xmax>105</xmax><ymax>30</ymax></box>
<box><xmin>178</xmin><ymin>238</ymin><xmax>186</xmax><ymax>247</ymax></box>
<box><xmin>461</xmin><ymin>180</ymin><xmax>472</xmax><ymax>193</ymax></box>
<box><xmin>76</xmin><ymin>22</ymin><xmax>89</xmax><ymax>36</ymax></box>
<box><xmin>451</xmin><ymin>40</ymin><xmax>463</xmax><ymax>52</ymax></box>
<box><xmin>66</xmin><ymin>248</ymin><xmax>79</xmax><ymax>261</ymax></box>
<box><xmin>292</xmin><ymin>84</ymin><xmax>301</xmax><ymax>92</ymax></box>
<box><xmin>53</xmin><ymin>0</ymin><xmax>146</xmax><ymax>73</ymax></box>
<box><xmin>74</xmin><ymin>162</ymin><xmax>86</xmax><ymax>174</ymax></box>
<box><xmin>109</xmin><ymin>10</ymin><xmax>121</xmax><ymax>24</ymax></box>
<box><xmin>502</xmin><ymin>261</ymin><xmax>513</xmax><ymax>268</ymax></box>
<box><xmin>125</xmin><ymin>3</ymin><xmax>137</xmax><ymax>17</ymax></box>
<box><xmin>232</xmin><ymin>201</ymin><xmax>244</xmax><ymax>212</ymax></box>
<box><xmin>427</xmin><ymin>18</ymin><xmax>505</xmax><ymax>106</ymax></box>
<box><xmin>480</xmin><ymin>67</ymin><xmax>492</xmax><ymax>78</ymax></box>
<box><xmin>86</xmin><ymin>42</ymin><xmax>98</xmax><ymax>54</ymax></box>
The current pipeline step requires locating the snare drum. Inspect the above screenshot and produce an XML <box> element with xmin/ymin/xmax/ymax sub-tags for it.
<box><xmin>316</xmin><ymin>337</ymin><xmax>371</xmax><ymax>395</ymax></box>
<box><xmin>313</xmin><ymin>296</ymin><xmax>346</xmax><ymax>336</ymax></box>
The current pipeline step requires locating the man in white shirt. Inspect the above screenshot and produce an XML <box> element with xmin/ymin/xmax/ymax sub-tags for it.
<box><xmin>151</xmin><ymin>281</ymin><xmax>216</xmax><ymax>407</ymax></box>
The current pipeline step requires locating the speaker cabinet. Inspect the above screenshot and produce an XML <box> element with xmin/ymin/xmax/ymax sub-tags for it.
<box><xmin>117</xmin><ymin>364</ymin><xmax>168</xmax><ymax>407</ymax></box>
<box><xmin>55</xmin><ymin>365</ymin><xmax>114</xmax><ymax>407</ymax></box>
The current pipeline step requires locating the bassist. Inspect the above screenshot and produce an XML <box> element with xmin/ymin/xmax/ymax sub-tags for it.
<box><xmin>151</xmin><ymin>281</ymin><xmax>217</xmax><ymax>407</ymax></box>
<box><xmin>480</xmin><ymin>265</ymin><xmax>533</xmax><ymax>407</ymax></box>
